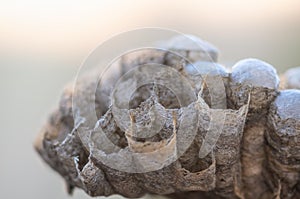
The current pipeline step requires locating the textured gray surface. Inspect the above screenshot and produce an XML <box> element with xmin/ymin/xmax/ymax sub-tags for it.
<box><xmin>1</xmin><ymin>2</ymin><xmax>300</xmax><ymax>198</ymax></box>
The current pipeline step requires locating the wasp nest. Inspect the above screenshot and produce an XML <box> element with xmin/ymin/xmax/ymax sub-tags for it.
<box><xmin>35</xmin><ymin>35</ymin><xmax>300</xmax><ymax>199</ymax></box>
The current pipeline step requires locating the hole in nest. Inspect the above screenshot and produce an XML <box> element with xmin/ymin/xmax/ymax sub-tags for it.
<box><xmin>129</xmin><ymin>83</ymin><xmax>180</xmax><ymax>109</ymax></box>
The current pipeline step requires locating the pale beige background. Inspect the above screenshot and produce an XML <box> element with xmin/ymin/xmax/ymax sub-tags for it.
<box><xmin>0</xmin><ymin>1</ymin><xmax>300</xmax><ymax>199</ymax></box>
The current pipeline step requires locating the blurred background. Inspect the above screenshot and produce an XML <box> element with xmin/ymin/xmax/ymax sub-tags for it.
<box><xmin>0</xmin><ymin>1</ymin><xmax>299</xmax><ymax>199</ymax></box>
